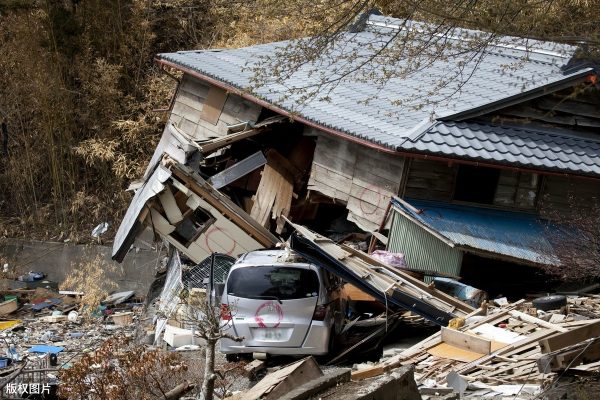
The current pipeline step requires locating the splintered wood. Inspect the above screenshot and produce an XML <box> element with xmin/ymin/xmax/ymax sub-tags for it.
<box><xmin>380</xmin><ymin>297</ymin><xmax>600</xmax><ymax>390</ymax></box>
<box><xmin>251</xmin><ymin>150</ymin><xmax>294</xmax><ymax>233</ymax></box>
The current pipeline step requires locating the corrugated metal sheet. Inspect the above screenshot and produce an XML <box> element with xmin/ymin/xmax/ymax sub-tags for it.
<box><xmin>391</xmin><ymin>198</ymin><xmax>560</xmax><ymax>265</ymax></box>
<box><xmin>388</xmin><ymin>210</ymin><xmax>463</xmax><ymax>278</ymax></box>
<box><xmin>402</xmin><ymin>121</ymin><xmax>600</xmax><ymax>176</ymax></box>
<box><xmin>157</xmin><ymin>14</ymin><xmax>587</xmax><ymax>150</ymax></box>
<box><xmin>112</xmin><ymin>164</ymin><xmax>172</xmax><ymax>262</ymax></box>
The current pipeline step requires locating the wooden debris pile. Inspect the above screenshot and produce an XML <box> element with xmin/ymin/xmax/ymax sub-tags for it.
<box><xmin>353</xmin><ymin>297</ymin><xmax>600</xmax><ymax>396</ymax></box>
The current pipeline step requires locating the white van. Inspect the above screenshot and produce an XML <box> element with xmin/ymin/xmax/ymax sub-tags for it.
<box><xmin>219</xmin><ymin>249</ymin><xmax>344</xmax><ymax>357</ymax></box>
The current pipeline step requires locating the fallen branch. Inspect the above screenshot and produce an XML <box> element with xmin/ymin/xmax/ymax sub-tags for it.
<box><xmin>164</xmin><ymin>381</ymin><xmax>195</xmax><ymax>400</ymax></box>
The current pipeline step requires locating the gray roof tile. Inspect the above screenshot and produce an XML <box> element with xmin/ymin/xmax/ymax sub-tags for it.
<box><xmin>403</xmin><ymin>121</ymin><xmax>600</xmax><ymax>175</ymax></box>
<box><xmin>159</xmin><ymin>15</ymin><xmax>588</xmax><ymax>150</ymax></box>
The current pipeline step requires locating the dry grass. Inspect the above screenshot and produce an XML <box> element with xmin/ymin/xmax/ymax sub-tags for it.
<box><xmin>59</xmin><ymin>254</ymin><xmax>120</xmax><ymax>317</ymax></box>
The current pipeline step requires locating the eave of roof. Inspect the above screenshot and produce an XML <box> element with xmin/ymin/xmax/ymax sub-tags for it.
<box><xmin>156</xmin><ymin>57</ymin><xmax>399</xmax><ymax>155</ymax></box>
<box><xmin>401</xmin><ymin>121</ymin><xmax>600</xmax><ymax>177</ymax></box>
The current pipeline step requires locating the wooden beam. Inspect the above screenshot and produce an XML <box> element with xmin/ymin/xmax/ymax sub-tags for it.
<box><xmin>199</xmin><ymin>126</ymin><xmax>265</xmax><ymax>153</ymax></box>
<box><xmin>198</xmin><ymin>116</ymin><xmax>286</xmax><ymax>154</ymax></box>
<box><xmin>441</xmin><ymin>327</ymin><xmax>491</xmax><ymax>354</ymax></box>
<box><xmin>508</xmin><ymin>310</ymin><xmax>569</xmax><ymax>333</ymax></box>
<box><xmin>538</xmin><ymin>338</ymin><xmax>600</xmax><ymax>373</ymax></box>
<box><xmin>539</xmin><ymin>319</ymin><xmax>600</xmax><ymax>354</ymax></box>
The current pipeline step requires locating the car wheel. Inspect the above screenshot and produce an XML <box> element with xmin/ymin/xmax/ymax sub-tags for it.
<box><xmin>532</xmin><ymin>295</ymin><xmax>567</xmax><ymax>311</ymax></box>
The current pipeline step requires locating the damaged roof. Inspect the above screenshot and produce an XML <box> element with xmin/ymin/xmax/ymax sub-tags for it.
<box><xmin>392</xmin><ymin>198</ymin><xmax>559</xmax><ymax>265</ymax></box>
<box><xmin>402</xmin><ymin>121</ymin><xmax>600</xmax><ymax>175</ymax></box>
<box><xmin>158</xmin><ymin>14</ymin><xmax>591</xmax><ymax>151</ymax></box>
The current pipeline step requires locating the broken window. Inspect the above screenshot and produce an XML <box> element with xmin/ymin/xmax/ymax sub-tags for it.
<box><xmin>170</xmin><ymin>207</ymin><xmax>214</xmax><ymax>247</ymax></box>
<box><xmin>453</xmin><ymin>165</ymin><xmax>500</xmax><ymax>205</ymax></box>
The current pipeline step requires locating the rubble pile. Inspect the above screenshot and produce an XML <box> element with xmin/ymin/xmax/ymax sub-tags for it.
<box><xmin>0</xmin><ymin>282</ymin><xmax>142</xmax><ymax>395</ymax></box>
<box><xmin>350</xmin><ymin>295</ymin><xmax>600</xmax><ymax>399</ymax></box>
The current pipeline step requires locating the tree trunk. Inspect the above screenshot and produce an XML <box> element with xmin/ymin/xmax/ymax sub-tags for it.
<box><xmin>199</xmin><ymin>338</ymin><xmax>217</xmax><ymax>400</ymax></box>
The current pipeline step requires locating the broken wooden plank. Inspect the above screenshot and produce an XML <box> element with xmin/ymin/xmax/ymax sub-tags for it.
<box><xmin>351</xmin><ymin>365</ymin><xmax>385</xmax><ymax>381</ymax></box>
<box><xmin>457</xmin><ymin>328</ymin><xmax>557</xmax><ymax>375</ymax></box>
<box><xmin>209</xmin><ymin>151</ymin><xmax>267</xmax><ymax>190</ymax></box>
<box><xmin>441</xmin><ymin>327</ymin><xmax>492</xmax><ymax>354</ymax></box>
<box><xmin>508</xmin><ymin>310</ymin><xmax>569</xmax><ymax>333</ymax></box>
<box><xmin>198</xmin><ymin>116</ymin><xmax>285</xmax><ymax>153</ymax></box>
<box><xmin>250</xmin><ymin>151</ymin><xmax>294</xmax><ymax>232</ymax></box>
<box><xmin>428</xmin><ymin>342</ymin><xmax>486</xmax><ymax>363</ymax></box>
<box><xmin>539</xmin><ymin>319</ymin><xmax>600</xmax><ymax>354</ymax></box>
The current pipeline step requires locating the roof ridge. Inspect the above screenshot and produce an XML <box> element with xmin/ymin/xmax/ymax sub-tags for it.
<box><xmin>366</xmin><ymin>15</ymin><xmax>576</xmax><ymax>61</ymax></box>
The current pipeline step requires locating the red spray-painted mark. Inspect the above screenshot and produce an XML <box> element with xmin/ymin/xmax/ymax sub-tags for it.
<box><xmin>254</xmin><ymin>301</ymin><xmax>284</xmax><ymax>328</ymax></box>
<box><xmin>204</xmin><ymin>225</ymin><xmax>237</xmax><ymax>255</ymax></box>
<box><xmin>357</xmin><ymin>184</ymin><xmax>385</xmax><ymax>216</ymax></box>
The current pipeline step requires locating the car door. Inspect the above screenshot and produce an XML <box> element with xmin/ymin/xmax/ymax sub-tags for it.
<box><xmin>224</xmin><ymin>265</ymin><xmax>320</xmax><ymax>347</ymax></box>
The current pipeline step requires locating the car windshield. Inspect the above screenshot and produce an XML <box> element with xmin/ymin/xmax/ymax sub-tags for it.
<box><xmin>227</xmin><ymin>266</ymin><xmax>320</xmax><ymax>300</ymax></box>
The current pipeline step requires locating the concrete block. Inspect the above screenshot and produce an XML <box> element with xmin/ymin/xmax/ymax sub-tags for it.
<box><xmin>278</xmin><ymin>369</ymin><xmax>351</xmax><ymax>400</ymax></box>
<box><xmin>358</xmin><ymin>366</ymin><xmax>421</xmax><ymax>400</ymax></box>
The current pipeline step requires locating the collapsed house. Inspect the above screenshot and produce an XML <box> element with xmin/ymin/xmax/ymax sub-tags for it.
<box><xmin>113</xmin><ymin>14</ymin><xmax>600</xmax><ymax>302</ymax></box>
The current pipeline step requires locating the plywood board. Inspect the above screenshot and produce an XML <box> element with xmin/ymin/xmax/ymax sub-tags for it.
<box><xmin>428</xmin><ymin>342</ymin><xmax>485</xmax><ymax>363</ymax></box>
<box><xmin>200</xmin><ymin>86</ymin><xmax>228</xmax><ymax>125</ymax></box>
<box><xmin>343</xmin><ymin>283</ymin><xmax>376</xmax><ymax>301</ymax></box>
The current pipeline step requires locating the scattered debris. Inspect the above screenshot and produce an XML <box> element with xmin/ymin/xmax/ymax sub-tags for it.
<box><xmin>354</xmin><ymin>296</ymin><xmax>600</xmax><ymax>398</ymax></box>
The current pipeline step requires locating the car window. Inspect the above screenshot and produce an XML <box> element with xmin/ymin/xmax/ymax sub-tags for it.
<box><xmin>227</xmin><ymin>266</ymin><xmax>320</xmax><ymax>300</ymax></box>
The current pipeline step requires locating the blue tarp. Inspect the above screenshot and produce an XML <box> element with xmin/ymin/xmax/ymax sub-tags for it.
<box><xmin>28</xmin><ymin>345</ymin><xmax>64</xmax><ymax>354</ymax></box>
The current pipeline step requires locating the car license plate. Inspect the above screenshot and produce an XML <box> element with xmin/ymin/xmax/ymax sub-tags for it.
<box><xmin>253</xmin><ymin>328</ymin><xmax>285</xmax><ymax>341</ymax></box>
